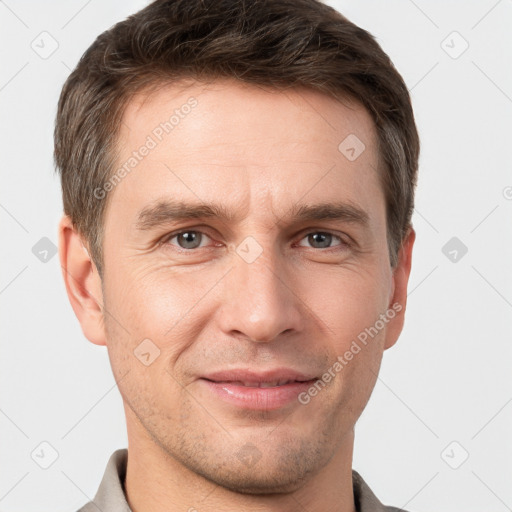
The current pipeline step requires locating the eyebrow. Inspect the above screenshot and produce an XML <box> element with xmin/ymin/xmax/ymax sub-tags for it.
<box><xmin>135</xmin><ymin>199</ymin><xmax>370</xmax><ymax>231</ymax></box>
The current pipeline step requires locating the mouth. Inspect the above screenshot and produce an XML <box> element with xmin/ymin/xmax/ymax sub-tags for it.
<box><xmin>198</xmin><ymin>369</ymin><xmax>318</xmax><ymax>410</ymax></box>
<box><xmin>202</xmin><ymin>378</ymin><xmax>314</xmax><ymax>388</ymax></box>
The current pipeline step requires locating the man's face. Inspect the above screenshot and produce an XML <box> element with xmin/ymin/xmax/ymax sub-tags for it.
<box><xmin>73</xmin><ymin>79</ymin><xmax>413</xmax><ymax>493</ymax></box>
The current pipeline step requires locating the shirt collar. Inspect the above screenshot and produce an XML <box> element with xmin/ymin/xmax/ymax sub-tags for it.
<box><xmin>79</xmin><ymin>449</ymin><xmax>402</xmax><ymax>512</ymax></box>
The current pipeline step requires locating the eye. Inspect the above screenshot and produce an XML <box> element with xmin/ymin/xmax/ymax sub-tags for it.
<box><xmin>165</xmin><ymin>230</ymin><xmax>213</xmax><ymax>250</ymax></box>
<box><xmin>297</xmin><ymin>231</ymin><xmax>346</xmax><ymax>249</ymax></box>
<box><xmin>161</xmin><ymin>229</ymin><xmax>349</xmax><ymax>253</ymax></box>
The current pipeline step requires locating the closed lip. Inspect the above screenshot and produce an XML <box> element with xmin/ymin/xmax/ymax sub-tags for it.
<box><xmin>200</xmin><ymin>368</ymin><xmax>318</xmax><ymax>387</ymax></box>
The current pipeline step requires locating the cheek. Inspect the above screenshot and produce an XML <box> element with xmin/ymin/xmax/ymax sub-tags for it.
<box><xmin>101</xmin><ymin>268</ymin><xmax>191</xmax><ymax>414</ymax></box>
<box><xmin>298</xmin><ymin>264</ymin><xmax>390</xmax><ymax>408</ymax></box>
<box><xmin>302</xmin><ymin>264</ymin><xmax>391</xmax><ymax>349</ymax></box>
<box><xmin>103</xmin><ymin>261</ymin><xmax>225</xmax><ymax>368</ymax></box>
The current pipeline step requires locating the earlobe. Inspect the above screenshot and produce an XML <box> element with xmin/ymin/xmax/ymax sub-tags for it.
<box><xmin>383</xmin><ymin>227</ymin><xmax>416</xmax><ymax>350</ymax></box>
<box><xmin>58</xmin><ymin>215</ymin><xmax>107</xmax><ymax>346</ymax></box>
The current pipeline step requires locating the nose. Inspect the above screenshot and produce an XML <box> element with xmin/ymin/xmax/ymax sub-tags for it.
<box><xmin>216</xmin><ymin>244</ymin><xmax>305</xmax><ymax>343</ymax></box>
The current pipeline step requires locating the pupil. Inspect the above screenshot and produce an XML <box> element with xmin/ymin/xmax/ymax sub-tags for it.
<box><xmin>309</xmin><ymin>232</ymin><xmax>331</xmax><ymax>248</ymax></box>
<box><xmin>179</xmin><ymin>231</ymin><xmax>200</xmax><ymax>249</ymax></box>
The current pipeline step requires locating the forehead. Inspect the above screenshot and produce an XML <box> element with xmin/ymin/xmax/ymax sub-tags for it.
<box><xmin>108</xmin><ymin>78</ymin><xmax>384</xmax><ymax>229</ymax></box>
<box><xmin>120</xmin><ymin>78</ymin><xmax>378</xmax><ymax>159</ymax></box>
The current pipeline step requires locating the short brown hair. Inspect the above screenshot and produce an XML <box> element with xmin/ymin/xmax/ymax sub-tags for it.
<box><xmin>54</xmin><ymin>0</ymin><xmax>419</xmax><ymax>277</ymax></box>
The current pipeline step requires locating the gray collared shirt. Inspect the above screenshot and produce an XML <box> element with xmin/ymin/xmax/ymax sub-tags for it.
<box><xmin>77</xmin><ymin>449</ymin><xmax>408</xmax><ymax>512</ymax></box>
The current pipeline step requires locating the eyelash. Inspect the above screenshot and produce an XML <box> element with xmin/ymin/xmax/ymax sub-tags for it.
<box><xmin>160</xmin><ymin>228</ymin><xmax>351</xmax><ymax>252</ymax></box>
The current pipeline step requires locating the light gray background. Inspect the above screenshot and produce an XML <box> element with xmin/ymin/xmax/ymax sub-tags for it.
<box><xmin>1</xmin><ymin>1</ymin><xmax>511</xmax><ymax>511</ymax></box>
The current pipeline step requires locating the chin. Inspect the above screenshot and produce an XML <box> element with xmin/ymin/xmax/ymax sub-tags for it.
<box><xmin>198</xmin><ymin>464</ymin><xmax>311</xmax><ymax>495</ymax></box>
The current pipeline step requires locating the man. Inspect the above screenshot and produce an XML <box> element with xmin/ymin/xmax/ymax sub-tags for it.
<box><xmin>56</xmin><ymin>0</ymin><xmax>419</xmax><ymax>510</ymax></box>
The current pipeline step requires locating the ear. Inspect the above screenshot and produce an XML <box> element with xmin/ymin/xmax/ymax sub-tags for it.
<box><xmin>383</xmin><ymin>227</ymin><xmax>415</xmax><ymax>350</ymax></box>
<box><xmin>58</xmin><ymin>215</ymin><xmax>107</xmax><ymax>346</ymax></box>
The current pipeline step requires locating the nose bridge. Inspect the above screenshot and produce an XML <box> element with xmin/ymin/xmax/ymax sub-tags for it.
<box><xmin>218</xmin><ymin>238</ymin><xmax>303</xmax><ymax>342</ymax></box>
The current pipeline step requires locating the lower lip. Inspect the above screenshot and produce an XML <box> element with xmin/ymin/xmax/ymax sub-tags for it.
<box><xmin>199</xmin><ymin>379</ymin><xmax>316</xmax><ymax>410</ymax></box>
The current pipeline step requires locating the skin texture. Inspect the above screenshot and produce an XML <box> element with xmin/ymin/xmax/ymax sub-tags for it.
<box><xmin>59</xmin><ymin>78</ymin><xmax>415</xmax><ymax>512</ymax></box>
